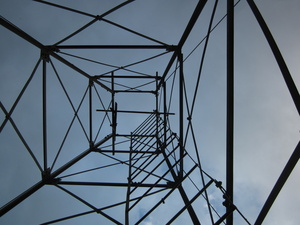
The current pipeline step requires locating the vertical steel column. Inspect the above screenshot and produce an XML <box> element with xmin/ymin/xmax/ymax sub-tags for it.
<box><xmin>42</xmin><ymin>53</ymin><xmax>48</xmax><ymax>172</ymax></box>
<box><xmin>226</xmin><ymin>0</ymin><xmax>234</xmax><ymax>224</ymax></box>
<box><xmin>111</xmin><ymin>72</ymin><xmax>116</xmax><ymax>154</ymax></box>
<box><xmin>125</xmin><ymin>132</ymin><xmax>133</xmax><ymax>225</ymax></box>
<box><xmin>178</xmin><ymin>52</ymin><xmax>184</xmax><ymax>179</ymax></box>
<box><xmin>155</xmin><ymin>72</ymin><xmax>159</xmax><ymax>152</ymax></box>
<box><xmin>89</xmin><ymin>79</ymin><xmax>94</xmax><ymax>147</ymax></box>
<box><xmin>163</xmin><ymin>79</ymin><xmax>167</xmax><ymax>149</ymax></box>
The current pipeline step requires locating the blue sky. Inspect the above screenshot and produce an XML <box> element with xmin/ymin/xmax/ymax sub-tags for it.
<box><xmin>0</xmin><ymin>0</ymin><xmax>299</xmax><ymax>224</ymax></box>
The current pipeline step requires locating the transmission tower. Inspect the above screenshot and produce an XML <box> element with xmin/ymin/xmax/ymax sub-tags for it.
<box><xmin>0</xmin><ymin>0</ymin><xmax>299</xmax><ymax>224</ymax></box>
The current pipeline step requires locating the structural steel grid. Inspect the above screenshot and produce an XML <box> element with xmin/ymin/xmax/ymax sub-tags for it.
<box><xmin>0</xmin><ymin>0</ymin><xmax>299</xmax><ymax>224</ymax></box>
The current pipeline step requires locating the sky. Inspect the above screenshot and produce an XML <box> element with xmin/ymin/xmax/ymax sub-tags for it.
<box><xmin>0</xmin><ymin>0</ymin><xmax>299</xmax><ymax>224</ymax></box>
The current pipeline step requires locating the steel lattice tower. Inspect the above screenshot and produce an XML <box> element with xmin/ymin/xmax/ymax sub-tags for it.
<box><xmin>1</xmin><ymin>0</ymin><xmax>299</xmax><ymax>224</ymax></box>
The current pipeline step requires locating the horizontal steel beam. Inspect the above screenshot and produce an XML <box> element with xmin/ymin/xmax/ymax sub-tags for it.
<box><xmin>96</xmin><ymin>75</ymin><xmax>161</xmax><ymax>79</ymax></box>
<box><xmin>94</xmin><ymin>149</ymin><xmax>158</xmax><ymax>154</ymax></box>
<box><xmin>54</xmin><ymin>45</ymin><xmax>173</xmax><ymax>50</ymax></box>
<box><xmin>114</xmin><ymin>90</ymin><xmax>155</xmax><ymax>93</ymax></box>
<box><xmin>97</xmin><ymin>109</ymin><xmax>175</xmax><ymax>115</ymax></box>
<box><xmin>55</xmin><ymin>181</ymin><xmax>171</xmax><ymax>188</ymax></box>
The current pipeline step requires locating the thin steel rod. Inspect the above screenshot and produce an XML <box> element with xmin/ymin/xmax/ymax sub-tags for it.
<box><xmin>58</xmin><ymin>85</ymin><xmax>90</xmax><ymax>142</ymax></box>
<box><xmin>42</xmin><ymin>187</ymin><xmax>168</xmax><ymax>225</ymax></box>
<box><xmin>130</xmin><ymin>125</ymin><xmax>167</xmax><ymax>164</ymax></box>
<box><xmin>190</xmin><ymin>0</ymin><xmax>219</xmax><ymax>116</ymax></box>
<box><xmin>97</xmin><ymin>109</ymin><xmax>174</xmax><ymax>115</ymax></box>
<box><xmin>41</xmin><ymin>211</ymin><xmax>93</xmax><ymax>225</ymax></box>
<box><xmin>33</xmin><ymin>0</ymin><xmax>95</xmax><ymax>18</ymax></box>
<box><xmin>89</xmin><ymin>79</ymin><xmax>93</xmax><ymax>147</ymax></box>
<box><xmin>58</xmin><ymin>153</ymin><xmax>166</xmax><ymax>182</ymax></box>
<box><xmin>0</xmin><ymin>16</ymin><xmax>44</xmax><ymax>49</ymax></box>
<box><xmin>0</xmin><ymin>134</ymin><xmax>112</xmax><ymax>216</ymax></box>
<box><xmin>55</xmin><ymin>18</ymin><xmax>99</xmax><ymax>46</ymax></box>
<box><xmin>97</xmin><ymin>78</ymin><xmax>143</xmax><ymax>93</ymax></box>
<box><xmin>0</xmin><ymin>58</ymin><xmax>41</xmax><ymax>132</ymax></box>
<box><xmin>125</xmin><ymin>133</ymin><xmax>133</xmax><ymax>225</ymax></box>
<box><xmin>162</xmin><ymin>149</ymin><xmax>200</xmax><ymax>225</ymax></box>
<box><xmin>130</xmin><ymin>118</ymin><xmax>157</xmax><ymax>150</ymax></box>
<box><xmin>132</xmin><ymin>113</ymin><xmax>156</xmax><ymax>135</ymax></box>
<box><xmin>156</xmin><ymin>72</ymin><xmax>159</xmax><ymax>154</ymax></box>
<box><xmin>166</xmin><ymin>179</ymin><xmax>214</xmax><ymax>225</ymax></box>
<box><xmin>50</xmin><ymin>53</ymin><xmax>112</xmax><ymax>92</ymax></box>
<box><xmin>42</xmin><ymin>57</ymin><xmax>48</xmax><ymax>171</ymax></box>
<box><xmin>130</xmin><ymin>141</ymin><xmax>179</xmax><ymax>194</ymax></box>
<box><xmin>163</xmin><ymin>80</ymin><xmax>167</xmax><ymax>148</ymax></box>
<box><xmin>111</xmin><ymin>72</ymin><xmax>116</xmax><ymax>155</ymax></box>
<box><xmin>214</xmin><ymin>205</ymin><xmax>236</xmax><ymax>225</ymax></box>
<box><xmin>97</xmin><ymin>0</ymin><xmax>135</xmax><ymax>18</ymax></box>
<box><xmin>56</xmin><ymin>181</ymin><xmax>169</xmax><ymax>188</ymax></box>
<box><xmin>255</xmin><ymin>141</ymin><xmax>300</xmax><ymax>225</ymax></box>
<box><xmin>92</xmin><ymin>85</ymin><xmax>113</xmax><ymax>141</ymax></box>
<box><xmin>116</xmin><ymin>134</ymin><xmax>155</xmax><ymax>137</ymax></box>
<box><xmin>0</xmin><ymin>102</ymin><xmax>43</xmax><ymax>172</ymax></box>
<box><xmin>182</xmin><ymin>72</ymin><xmax>215</xmax><ymax>224</ymax></box>
<box><xmin>0</xmin><ymin>17</ymin><xmax>112</xmax><ymax>93</ymax></box>
<box><xmin>129</xmin><ymin>153</ymin><xmax>187</xmax><ymax>211</ymax></box>
<box><xmin>95</xmin><ymin>51</ymin><xmax>170</xmax><ymax>77</ymax></box>
<box><xmin>59</xmin><ymin>51</ymin><xmax>154</xmax><ymax>77</ymax></box>
<box><xmin>135</xmin><ymin>164</ymin><xmax>198</xmax><ymax>224</ymax></box>
<box><xmin>246</xmin><ymin>0</ymin><xmax>300</xmax><ymax>115</ymax></box>
<box><xmin>95</xmin><ymin>150</ymin><xmax>157</xmax><ymax>154</ymax></box>
<box><xmin>99</xmin><ymin>75</ymin><xmax>160</xmax><ymax>79</ymax></box>
<box><xmin>0</xmin><ymin>16</ymin><xmax>111</xmax><ymax>92</ymax></box>
<box><xmin>101</xmin><ymin>18</ymin><xmax>168</xmax><ymax>46</ymax></box>
<box><xmin>183</xmin><ymin>0</ymin><xmax>242</xmax><ymax>64</ymax></box>
<box><xmin>56</xmin><ymin>45</ymin><xmax>169</xmax><ymax>49</ymax></box>
<box><xmin>160</xmin><ymin>0</ymin><xmax>208</xmax><ymax>85</ymax></box>
<box><xmin>130</xmin><ymin>124</ymin><xmax>165</xmax><ymax>161</ymax></box>
<box><xmin>35</xmin><ymin>0</ymin><xmax>135</xmax><ymax>45</ymax></box>
<box><xmin>55</xmin><ymin>185</ymin><xmax>122</xmax><ymax>225</ymax></box>
<box><xmin>114</xmin><ymin>90</ymin><xmax>155</xmax><ymax>93</ymax></box>
<box><xmin>49</xmin><ymin>59</ymin><xmax>89</xmax><ymax>170</ymax></box>
<box><xmin>131</xmin><ymin>117</ymin><xmax>159</xmax><ymax>151</ymax></box>
<box><xmin>99</xmin><ymin>152</ymin><xmax>172</xmax><ymax>184</ymax></box>
<box><xmin>132</xmin><ymin>129</ymin><xmax>176</xmax><ymax>179</ymax></box>
<box><xmin>179</xmin><ymin>52</ymin><xmax>184</xmax><ymax>179</ymax></box>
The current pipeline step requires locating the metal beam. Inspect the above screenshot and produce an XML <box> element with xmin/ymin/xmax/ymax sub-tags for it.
<box><xmin>42</xmin><ymin>55</ymin><xmax>48</xmax><ymax>171</ymax></box>
<box><xmin>226</xmin><ymin>0</ymin><xmax>234</xmax><ymax>224</ymax></box>
<box><xmin>166</xmin><ymin>179</ymin><xmax>214</xmax><ymax>225</ymax></box>
<box><xmin>246</xmin><ymin>0</ymin><xmax>300</xmax><ymax>115</ymax></box>
<box><xmin>55</xmin><ymin>45</ymin><xmax>170</xmax><ymax>49</ymax></box>
<box><xmin>97</xmin><ymin>109</ymin><xmax>174</xmax><ymax>115</ymax></box>
<box><xmin>94</xmin><ymin>150</ymin><xmax>158</xmax><ymax>154</ymax></box>
<box><xmin>255</xmin><ymin>141</ymin><xmax>300</xmax><ymax>225</ymax></box>
<box><xmin>0</xmin><ymin>134</ymin><xmax>112</xmax><ymax>216</ymax></box>
<box><xmin>0</xmin><ymin>16</ymin><xmax>112</xmax><ymax>93</ymax></box>
<box><xmin>55</xmin><ymin>181</ymin><xmax>170</xmax><ymax>188</ymax></box>
<box><xmin>160</xmin><ymin>0</ymin><xmax>208</xmax><ymax>83</ymax></box>
<box><xmin>179</xmin><ymin>52</ymin><xmax>184</xmax><ymax>179</ymax></box>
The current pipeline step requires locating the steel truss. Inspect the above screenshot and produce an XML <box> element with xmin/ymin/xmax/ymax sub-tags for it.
<box><xmin>0</xmin><ymin>0</ymin><xmax>299</xmax><ymax>224</ymax></box>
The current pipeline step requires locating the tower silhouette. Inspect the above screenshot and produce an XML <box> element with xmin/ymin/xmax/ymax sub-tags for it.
<box><xmin>1</xmin><ymin>0</ymin><xmax>299</xmax><ymax>224</ymax></box>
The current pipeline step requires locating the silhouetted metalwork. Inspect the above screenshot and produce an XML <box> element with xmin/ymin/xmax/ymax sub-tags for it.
<box><xmin>0</xmin><ymin>0</ymin><xmax>299</xmax><ymax>224</ymax></box>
